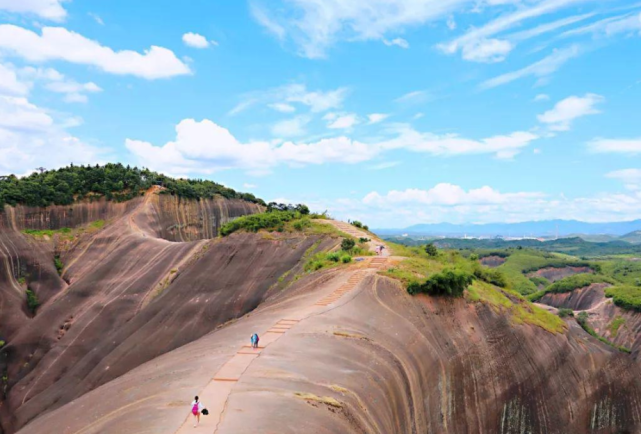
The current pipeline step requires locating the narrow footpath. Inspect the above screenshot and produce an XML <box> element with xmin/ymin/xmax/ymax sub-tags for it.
<box><xmin>174</xmin><ymin>221</ymin><xmax>388</xmax><ymax>433</ymax></box>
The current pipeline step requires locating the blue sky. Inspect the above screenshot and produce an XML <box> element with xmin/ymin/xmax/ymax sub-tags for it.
<box><xmin>0</xmin><ymin>0</ymin><xmax>640</xmax><ymax>227</ymax></box>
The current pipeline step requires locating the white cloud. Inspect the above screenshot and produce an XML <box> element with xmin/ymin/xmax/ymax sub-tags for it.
<box><xmin>383</xmin><ymin>37</ymin><xmax>409</xmax><ymax>49</ymax></box>
<box><xmin>363</xmin><ymin>184</ymin><xmax>544</xmax><ymax>207</ymax></box>
<box><xmin>446</xmin><ymin>16</ymin><xmax>457</xmax><ymax>30</ymax></box>
<box><xmin>589</xmin><ymin>138</ymin><xmax>641</xmax><ymax>154</ymax></box>
<box><xmin>368</xmin><ymin>113</ymin><xmax>389</xmax><ymax>124</ymax></box>
<box><xmin>325</xmin><ymin>113</ymin><xmax>359</xmax><ymax>129</ymax></box>
<box><xmin>380</xmin><ymin>125</ymin><xmax>538</xmax><ymax>159</ymax></box>
<box><xmin>268</xmin><ymin>103</ymin><xmax>296</xmax><ymax>113</ymax></box>
<box><xmin>45</xmin><ymin>79</ymin><xmax>102</xmax><ymax>103</ymax></box>
<box><xmin>230</xmin><ymin>83</ymin><xmax>348</xmax><ymax>115</ymax></box>
<box><xmin>182</xmin><ymin>32</ymin><xmax>210</xmax><ymax>49</ymax></box>
<box><xmin>0</xmin><ymin>63</ymin><xmax>30</xmax><ymax>96</ymax></box>
<box><xmin>0</xmin><ymin>0</ymin><xmax>67</xmax><ymax>21</ymax></box>
<box><xmin>88</xmin><ymin>12</ymin><xmax>104</xmax><ymax>25</ymax></box>
<box><xmin>395</xmin><ymin>90</ymin><xmax>430</xmax><ymax>104</ymax></box>
<box><xmin>250</xmin><ymin>3</ymin><xmax>286</xmax><ymax>40</ymax></box>
<box><xmin>368</xmin><ymin>161</ymin><xmax>401</xmax><ymax>170</ymax></box>
<box><xmin>0</xmin><ymin>95</ymin><xmax>106</xmax><ymax>175</ymax></box>
<box><xmin>607</xmin><ymin>169</ymin><xmax>641</xmax><ymax>191</ymax></box>
<box><xmin>461</xmin><ymin>38</ymin><xmax>513</xmax><ymax>63</ymax></box>
<box><xmin>125</xmin><ymin>118</ymin><xmax>539</xmax><ymax>176</ymax></box>
<box><xmin>251</xmin><ymin>0</ymin><xmax>473</xmax><ymax>58</ymax></box>
<box><xmin>562</xmin><ymin>12</ymin><xmax>641</xmax><ymax>38</ymax></box>
<box><xmin>271</xmin><ymin>116</ymin><xmax>310</xmax><ymax>137</ymax></box>
<box><xmin>439</xmin><ymin>0</ymin><xmax>585</xmax><ymax>61</ymax></box>
<box><xmin>480</xmin><ymin>45</ymin><xmax>580</xmax><ymax>89</ymax></box>
<box><xmin>243</xmin><ymin>183</ymin><xmax>258</xmax><ymax>189</ymax></box>
<box><xmin>348</xmin><ymin>183</ymin><xmax>641</xmax><ymax>226</ymax></box>
<box><xmin>0</xmin><ymin>25</ymin><xmax>191</xmax><ymax>80</ymax></box>
<box><xmin>537</xmin><ymin>93</ymin><xmax>603</xmax><ymax>131</ymax></box>
<box><xmin>533</xmin><ymin>93</ymin><xmax>550</xmax><ymax>102</ymax></box>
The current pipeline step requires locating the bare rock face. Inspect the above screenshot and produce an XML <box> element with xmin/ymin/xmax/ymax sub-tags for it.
<box><xmin>0</xmin><ymin>193</ymin><xmax>279</xmax><ymax>433</ymax></box>
<box><xmin>479</xmin><ymin>255</ymin><xmax>506</xmax><ymax>268</ymax></box>
<box><xmin>539</xmin><ymin>283</ymin><xmax>611</xmax><ymax>311</ymax></box>
<box><xmin>527</xmin><ymin>266</ymin><xmax>594</xmax><ymax>282</ymax></box>
<box><xmin>13</xmin><ymin>274</ymin><xmax>641</xmax><ymax>434</ymax></box>
<box><xmin>536</xmin><ymin>284</ymin><xmax>641</xmax><ymax>358</ymax></box>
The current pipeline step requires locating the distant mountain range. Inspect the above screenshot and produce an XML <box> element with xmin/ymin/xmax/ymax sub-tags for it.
<box><xmin>374</xmin><ymin>219</ymin><xmax>641</xmax><ymax>239</ymax></box>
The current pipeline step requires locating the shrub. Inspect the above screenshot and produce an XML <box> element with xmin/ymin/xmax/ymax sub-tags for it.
<box><xmin>359</xmin><ymin>237</ymin><xmax>370</xmax><ymax>243</ymax></box>
<box><xmin>351</xmin><ymin>220</ymin><xmax>363</xmax><ymax>228</ymax></box>
<box><xmin>26</xmin><ymin>289</ymin><xmax>39</xmax><ymax>313</ymax></box>
<box><xmin>470</xmin><ymin>253</ymin><xmax>479</xmax><ymax>261</ymax></box>
<box><xmin>341</xmin><ymin>238</ymin><xmax>356</xmax><ymax>251</ymax></box>
<box><xmin>604</xmin><ymin>286</ymin><xmax>641</xmax><ymax>312</ymax></box>
<box><xmin>472</xmin><ymin>264</ymin><xmax>508</xmax><ymax>288</ymax></box>
<box><xmin>557</xmin><ymin>308</ymin><xmax>574</xmax><ymax>318</ymax></box>
<box><xmin>363</xmin><ymin>225</ymin><xmax>369</xmax><ymax>231</ymax></box>
<box><xmin>424</xmin><ymin>243</ymin><xmax>438</xmax><ymax>257</ymax></box>
<box><xmin>54</xmin><ymin>256</ymin><xmax>63</xmax><ymax>275</ymax></box>
<box><xmin>326</xmin><ymin>252</ymin><xmax>341</xmax><ymax>262</ymax></box>
<box><xmin>341</xmin><ymin>254</ymin><xmax>352</xmax><ymax>264</ymax></box>
<box><xmin>293</xmin><ymin>218</ymin><xmax>312</xmax><ymax>231</ymax></box>
<box><xmin>220</xmin><ymin>210</ymin><xmax>297</xmax><ymax>236</ymax></box>
<box><xmin>407</xmin><ymin>268</ymin><xmax>473</xmax><ymax>297</ymax></box>
<box><xmin>0</xmin><ymin>340</ymin><xmax>5</xmax><ymax>348</ymax></box>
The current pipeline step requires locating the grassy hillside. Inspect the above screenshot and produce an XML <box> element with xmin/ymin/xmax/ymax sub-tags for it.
<box><xmin>381</xmin><ymin>243</ymin><xmax>566</xmax><ymax>334</ymax></box>
<box><xmin>0</xmin><ymin>163</ymin><xmax>265</xmax><ymax>209</ymax></box>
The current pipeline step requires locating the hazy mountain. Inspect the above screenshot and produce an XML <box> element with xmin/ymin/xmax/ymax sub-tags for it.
<box><xmin>375</xmin><ymin>219</ymin><xmax>641</xmax><ymax>238</ymax></box>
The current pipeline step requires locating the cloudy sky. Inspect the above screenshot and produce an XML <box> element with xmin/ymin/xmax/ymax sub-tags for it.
<box><xmin>0</xmin><ymin>0</ymin><xmax>640</xmax><ymax>227</ymax></box>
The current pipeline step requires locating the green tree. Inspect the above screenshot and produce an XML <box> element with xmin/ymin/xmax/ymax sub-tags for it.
<box><xmin>424</xmin><ymin>243</ymin><xmax>439</xmax><ymax>257</ymax></box>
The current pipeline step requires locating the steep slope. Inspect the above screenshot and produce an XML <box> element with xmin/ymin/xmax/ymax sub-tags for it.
<box><xmin>16</xmin><ymin>264</ymin><xmax>641</xmax><ymax>434</ymax></box>
<box><xmin>0</xmin><ymin>189</ymin><xmax>287</xmax><ymax>433</ymax></box>
<box><xmin>10</xmin><ymin>223</ymin><xmax>641</xmax><ymax>434</ymax></box>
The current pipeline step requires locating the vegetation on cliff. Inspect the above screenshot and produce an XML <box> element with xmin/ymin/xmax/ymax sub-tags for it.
<box><xmin>605</xmin><ymin>286</ymin><xmax>641</xmax><ymax>312</ymax></box>
<box><xmin>0</xmin><ymin>163</ymin><xmax>265</xmax><ymax>209</ymax></box>
<box><xmin>528</xmin><ymin>273</ymin><xmax>615</xmax><ymax>301</ymax></box>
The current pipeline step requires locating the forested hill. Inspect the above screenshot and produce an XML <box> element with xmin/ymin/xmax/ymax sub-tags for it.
<box><xmin>0</xmin><ymin>163</ymin><xmax>265</xmax><ymax>209</ymax></box>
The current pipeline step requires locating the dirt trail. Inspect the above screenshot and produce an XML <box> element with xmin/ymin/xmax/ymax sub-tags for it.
<box><xmin>322</xmin><ymin>220</ymin><xmax>390</xmax><ymax>256</ymax></box>
<box><xmin>174</xmin><ymin>254</ymin><xmax>389</xmax><ymax>433</ymax></box>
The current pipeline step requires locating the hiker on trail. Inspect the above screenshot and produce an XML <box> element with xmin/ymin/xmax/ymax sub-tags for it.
<box><xmin>380</xmin><ymin>245</ymin><xmax>386</xmax><ymax>256</ymax></box>
<box><xmin>191</xmin><ymin>396</ymin><xmax>204</xmax><ymax>427</ymax></box>
<box><xmin>250</xmin><ymin>333</ymin><xmax>259</xmax><ymax>349</ymax></box>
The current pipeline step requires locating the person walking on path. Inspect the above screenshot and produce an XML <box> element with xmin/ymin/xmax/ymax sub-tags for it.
<box><xmin>250</xmin><ymin>333</ymin><xmax>260</xmax><ymax>349</ymax></box>
<box><xmin>191</xmin><ymin>396</ymin><xmax>204</xmax><ymax>427</ymax></box>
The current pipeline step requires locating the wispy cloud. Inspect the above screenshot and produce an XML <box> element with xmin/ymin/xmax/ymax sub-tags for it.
<box><xmin>480</xmin><ymin>45</ymin><xmax>580</xmax><ymax>89</ymax></box>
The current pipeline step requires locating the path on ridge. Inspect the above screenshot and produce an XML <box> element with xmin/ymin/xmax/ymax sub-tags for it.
<box><xmin>174</xmin><ymin>221</ymin><xmax>389</xmax><ymax>433</ymax></box>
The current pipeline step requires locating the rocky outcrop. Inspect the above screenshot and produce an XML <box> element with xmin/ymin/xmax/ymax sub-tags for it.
<box><xmin>528</xmin><ymin>266</ymin><xmax>593</xmax><ymax>282</ymax></box>
<box><xmin>536</xmin><ymin>284</ymin><xmax>641</xmax><ymax>358</ymax></box>
<box><xmin>539</xmin><ymin>283</ymin><xmax>611</xmax><ymax>311</ymax></box>
<box><xmin>480</xmin><ymin>255</ymin><xmax>506</xmax><ymax>267</ymax></box>
<box><xmin>0</xmin><ymin>191</ymin><xmax>269</xmax><ymax>433</ymax></box>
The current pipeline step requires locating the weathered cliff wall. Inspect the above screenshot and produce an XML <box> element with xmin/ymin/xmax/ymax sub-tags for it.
<box><xmin>15</xmin><ymin>273</ymin><xmax>641</xmax><ymax>434</ymax></box>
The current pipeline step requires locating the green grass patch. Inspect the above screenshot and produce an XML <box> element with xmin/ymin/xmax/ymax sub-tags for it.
<box><xmin>608</xmin><ymin>316</ymin><xmax>625</xmax><ymax>338</ymax></box>
<box><xmin>497</xmin><ymin>250</ymin><xmax>597</xmax><ymax>296</ymax></box>
<box><xmin>89</xmin><ymin>219</ymin><xmax>105</xmax><ymax>230</ymax></box>
<box><xmin>604</xmin><ymin>286</ymin><xmax>641</xmax><ymax>312</ymax></box>
<box><xmin>304</xmin><ymin>251</ymin><xmax>352</xmax><ymax>273</ymax></box>
<box><xmin>22</xmin><ymin>227</ymin><xmax>72</xmax><ymax>238</ymax></box>
<box><xmin>466</xmin><ymin>281</ymin><xmax>566</xmax><ymax>334</ymax></box>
